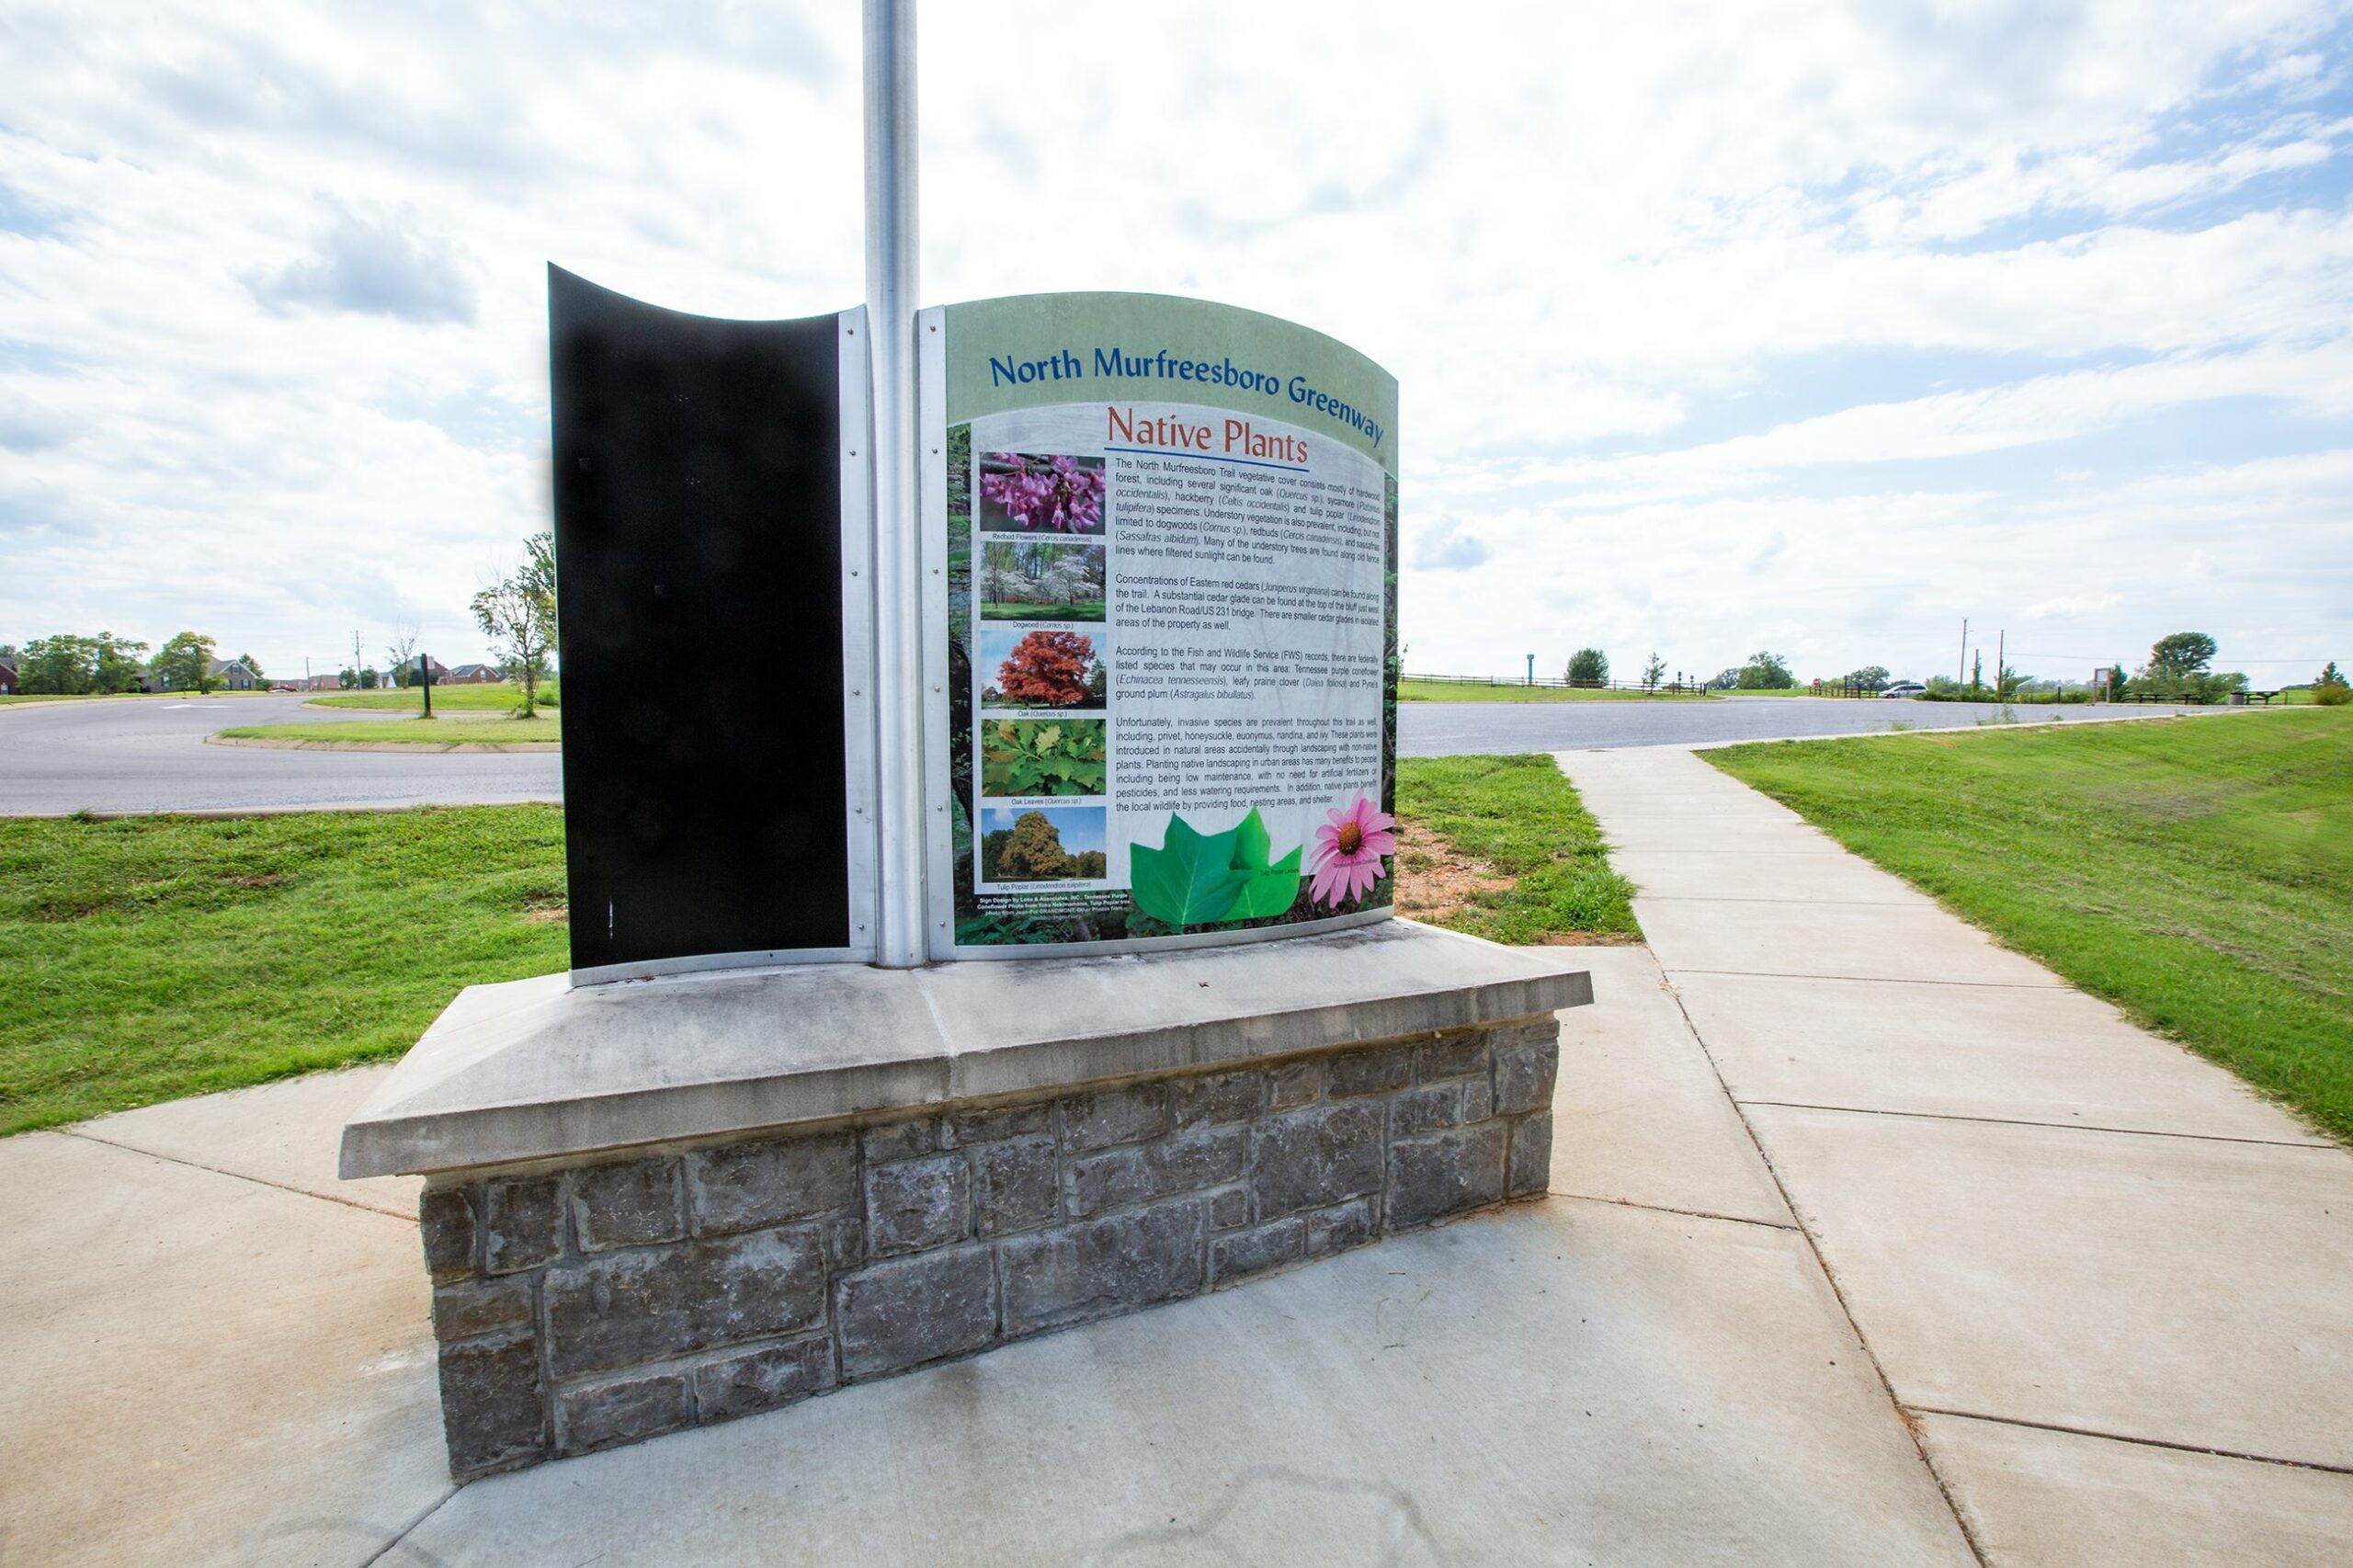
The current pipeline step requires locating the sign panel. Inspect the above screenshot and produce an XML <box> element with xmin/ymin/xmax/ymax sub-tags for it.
<box><xmin>922</xmin><ymin>293</ymin><xmax>1400</xmax><ymax>956</ymax></box>
<box><xmin>548</xmin><ymin>267</ymin><xmax>875</xmax><ymax>979</ymax></box>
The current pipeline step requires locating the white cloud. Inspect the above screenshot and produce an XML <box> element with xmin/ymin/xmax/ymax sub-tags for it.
<box><xmin>0</xmin><ymin>0</ymin><xmax>2347</xmax><ymax>685</ymax></box>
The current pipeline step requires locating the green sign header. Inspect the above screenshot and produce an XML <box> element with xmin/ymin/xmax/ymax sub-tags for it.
<box><xmin>940</xmin><ymin>291</ymin><xmax>1399</xmax><ymax>476</ymax></box>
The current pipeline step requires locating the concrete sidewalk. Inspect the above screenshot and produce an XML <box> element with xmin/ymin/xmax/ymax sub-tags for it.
<box><xmin>1555</xmin><ymin>744</ymin><xmax>2353</xmax><ymax>1565</ymax></box>
<box><xmin>4</xmin><ymin>1028</ymin><xmax>1978</xmax><ymax>1564</ymax></box>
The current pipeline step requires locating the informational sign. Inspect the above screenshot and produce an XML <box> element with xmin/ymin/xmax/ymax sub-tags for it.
<box><xmin>921</xmin><ymin>293</ymin><xmax>1400</xmax><ymax>956</ymax></box>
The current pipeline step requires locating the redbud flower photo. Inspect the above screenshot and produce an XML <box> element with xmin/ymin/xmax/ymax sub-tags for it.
<box><xmin>977</xmin><ymin>451</ymin><xmax>1107</xmax><ymax>535</ymax></box>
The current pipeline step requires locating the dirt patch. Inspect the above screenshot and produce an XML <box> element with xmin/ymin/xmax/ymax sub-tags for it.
<box><xmin>520</xmin><ymin>901</ymin><xmax>568</xmax><ymax>925</ymax></box>
<box><xmin>1392</xmin><ymin>823</ymin><xmax>1518</xmax><ymax>926</ymax></box>
<box><xmin>220</xmin><ymin>873</ymin><xmax>283</xmax><ymax>889</ymax></box>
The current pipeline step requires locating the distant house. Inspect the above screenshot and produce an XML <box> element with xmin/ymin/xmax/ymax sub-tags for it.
<box><xmin>299</xmin><ymin>673</ymin><xmax>343</xmax><ymax>691</ymax></box>
<box><xmin>0</xmin><ymin>658</ymin><xmax>17</xmax><ymax>695</ymax></box>
<box><xmin>402</xmin><ymin>656</ymin><xmax>454</xmax><ymax>686</ymax></box>
<box><xmin>445</xmin><ymin>663</ymin><xmax>501</xmax><ymax>684</ymax></box>
<box><xmin>207</xmin><ymin>658</ymin><xmax>261</xmax><ymax>692</ymax></box>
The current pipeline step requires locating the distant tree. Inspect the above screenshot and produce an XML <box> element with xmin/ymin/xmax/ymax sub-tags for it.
<box><xmin>1848</xmin><ymin>665</ymin><xmax>1891</xmax><ymax>692</ymax></box>
<box><xmin>1564</xmin><ymin>647</ymin><xmax>1609</xmax><ymax>687</ymax></box>
<box><xmin>1070</xmin><ymin>849</ymin><xmax>1108</xmax><ymax>879</ymax></box>
<box><xmin>473</xmin><ymin>537</ymin><xmax>559</xmax><ymax>718</ymax></box>
<box><xmin>1641</xmin><ymin>652</ymin><xmax>1666</xmax><ymax>692</ymax></box>
<box><xmin>2147</xmin><ymin>631</ymin><xmax>2217</xmax><ymax>676</ymax></box>
<box><xmin>996</xmin><ymin>811</ymin><xmax>1072</xmax><ymax>880</ymax></box>
<box><xmin>1710</xmin><ymin>666</ymin><xmax>1742</xmax><ymax>689</ymax></box>
<box><xmin>522</xmin><ymin>531</ymin><xmax>560</xmax><ymax>659</ymax></box>
<box><xmin>152</xmin><ymin>631</ymin><xmax>217</xmax><ymax>693</ymax></box>
<box><xmin>338</xmin><ymin>666</ymin><xmax>358</xmax><ymax>690</ymax></box>
<box><xmin>95</xmin><ymin>634</ymin><xmax>150</xmax><ymax>692</ymax></box>
<box><xmin>358</xmin><ymin>667</ymin><xmax>380</xmax><ymax>690</ymax></box>
<box><xmin>980</xmin><ymin>828</ymin><xmax>1014</xmax><ymax>879</ymax></box>
<box><xmin>2315</xmin><ymin>661</ymin><xmax>2349</xmax><ymax>707</ymax></box>
<box><xmin>233</xmin><ymin>653</ymin><xmax>264</xmax><ymax>684</ymax></box>
<box><xmin>1738</xmin><ymin>651</ymin><xmax>1794</xmax><ymax>689</ymax></box>
<box><xmin>2317</xmin><ymin>661</ymin><xmax>2344</xmax><ymax>689</ymax></box>
<box><xmin>386</xmin><ymin>625</ymin><xmax>419</xmax><ymax>688</ymax></box>
<box><xmin>18</xmin><ymin>634</ymin><xmax>99</xmax><ymax>694</ymax></box>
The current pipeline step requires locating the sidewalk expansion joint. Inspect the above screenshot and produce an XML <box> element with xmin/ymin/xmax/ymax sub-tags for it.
<box><xmin>359</xmin><ymin>1486</ymin><xmax>462</xmax><ymax>1567</ymax></box>
<box><xmin>1732</xmin><ymin>1099</ymin><xmax>2340</xmax><ymax>1151</ymax></box>
<box><xmin>1905</xmin><ymin>1406</ymin><xmax>2353</xmax><ymax>1476</ymax></box>
<box><xmin>1636</xmin><ymin>894</ymin><xmax>1927</xmax><ymax>908</ymax></box>
<box><xmin>1548</xmin><ymin>1189</ymin><xmax>1801</xmax><ymax>1233</ymax></box>
<box><xmin>1662</xmin><ymin>967</ymin><xmax>2067</xmax><ymax>990</ymax></box>
<box><xmin>59</xmin><ymin>1128</ymin><xmax>417</xmax><ymax>1222</ymax></box>
<box><xmin>1655</xmin><ymin>986</ymin><xmax>1996</xmax><ymax>1566</ymax></box>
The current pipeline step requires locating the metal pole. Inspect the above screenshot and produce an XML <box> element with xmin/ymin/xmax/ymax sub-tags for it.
<box><xmin>866</xmin><ymin>0</ymin><xmax>926</xmax><ymax>968</ymax></box>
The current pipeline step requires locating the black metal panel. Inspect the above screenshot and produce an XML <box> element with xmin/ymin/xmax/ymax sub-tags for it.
<box><xmin>549</xmin><ymin>265</ymin><xmax>851</xmax><ymax>970</ymax></box>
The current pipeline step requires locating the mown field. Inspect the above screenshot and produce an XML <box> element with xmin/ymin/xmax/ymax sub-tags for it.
<box><xmin>308</xmin><ymin>679</ymin><xmax>556</xmax><ymax>711</ymax></box>
<box><xmin>219</xmin><ymin>715</ymin><xmax>561</xmax><ymax>745</ymax></box>
<box><xmin>1397</xmin><ymin>678</ymin><xmax>1710</xmax><ymax>703</ymax></box>
<box><xmin>0</xmin><ymin>807</ymin><xmax>571</xmax><ymax>1135</ymax></box>
<box><xmin>0</xmin><ymin>755</ymin><xmax>1635</xmax><ymax>1133</ymax></box>
<box><xmin>1711</xmin><ymin>710</ymin><xmax>2353</xmax><ymax>1142</ymax></box>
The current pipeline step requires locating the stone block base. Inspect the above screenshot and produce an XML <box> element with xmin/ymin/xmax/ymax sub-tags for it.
<box><xmin>419</xmin><ymin>1015</ymin><xmax>1560</xmax><ymax>1479</ymax></box>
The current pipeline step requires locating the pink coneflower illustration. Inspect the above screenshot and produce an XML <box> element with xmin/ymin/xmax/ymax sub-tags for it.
<box><xmin>1309</xmin><ymin>791</ymin><xmax>1396</xmax><ymax>909</ymax></box>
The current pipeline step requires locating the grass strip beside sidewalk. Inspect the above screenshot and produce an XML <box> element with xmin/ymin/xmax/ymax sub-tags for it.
<box><xmin>0</xmin><ymin>806</ymin><xmax>569</xmax><ymax>1135</ymax></box>
<box><xmin>1</xmin><ymin>759</ymin><xmax>1636</xmax><ymax>1135</ymax></box>
<box><xmin>1708</xmin><ymin>711</ymin><xmax>2353</xmax><ymax>1142</ymax></box>
<box><xmin>1393</xmin><ymin>754</ymin><xmax>1642</xmax><ymax>945</ymax></box>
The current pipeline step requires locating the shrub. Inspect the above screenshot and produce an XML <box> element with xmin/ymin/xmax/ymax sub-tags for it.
<box><xmin>1564</xmin><ymin>647</ymin><xmax>1609</xmax><ymax>687</ymax></box>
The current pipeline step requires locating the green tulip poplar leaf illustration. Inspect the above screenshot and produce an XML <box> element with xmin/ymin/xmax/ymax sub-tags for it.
<box><xmin>1223</xmin><ymin>808</ymin><xmax>1303</xmax><ymax>918</ymax></box>
<box><xmin>1129</xmin><ymin>807</ymin><xmax>1302</xmax><ymax>927</ymax></box>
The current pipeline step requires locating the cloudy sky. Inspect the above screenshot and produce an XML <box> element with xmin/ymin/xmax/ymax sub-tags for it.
<box><xmin>4</xmin><ymin>2</ymin><xmax>2349</xmax><ymax>687</ymax></box>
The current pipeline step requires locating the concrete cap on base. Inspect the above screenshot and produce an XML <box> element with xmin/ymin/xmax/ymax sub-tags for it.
<box><xmin>340</xmin><ymin>921</ymin><xmax>1594</xmax><ymax>1180</ymax></box>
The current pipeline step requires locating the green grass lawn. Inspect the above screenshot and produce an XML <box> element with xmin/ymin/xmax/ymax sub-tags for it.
<box><xmin>980</xmin><ymin>603</ymin><xmax>1107</xmax><ymax>622</ymax></box>
<box><xmin>1</xmin><ymin>756</ymin><xmax>1641</xmax><ymax>1133</ymax></box>
<box><xmin>309</xmin><ymin>679</ymin><xmax>557</xmax><ymax>711</ymax></box>
<box><xmin>1393</xmin><ymin>754</ymin><xmax>1641</xmax><ymax>944</ymax></box>
<box><xmin>1396</xmin><ymin>678</ymin><xmax>1710</xmax><ymax>703</ymax></box>
<box><xmin>0</xmin><ymin>807</ymin><xmax>570</xmax><ymax>1135</ymax></box>
<box><xmin>220</xmin><ymin>715</ymin><xmax>562</xmax><ymax>745</ymax></box>
<box><xmin>1709</xmin><ymin>710</ymin><xmax>2353</xmax><ymax>1142</ymax></box>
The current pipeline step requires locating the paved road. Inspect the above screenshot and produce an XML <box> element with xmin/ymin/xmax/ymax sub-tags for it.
<box><xmin>1397</xmin><ymin>693</ymin><xmax>2221</xmax><ymax>756</ymax></box>
<box><xmin>0</xmin><ymin>694</ymin><xmax>561</xmax><ymax>815</ymax></box>
<box><xmin>0</xmin><ymin>692</ymin><xmax>2225</xmax><ymax>815</ymax></box>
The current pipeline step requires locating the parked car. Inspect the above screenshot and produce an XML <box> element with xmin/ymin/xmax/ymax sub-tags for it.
<box><xmin>1881</xmin><ymin>681</ymin><xmax>1927</xmax><ymax>699</ymax></box>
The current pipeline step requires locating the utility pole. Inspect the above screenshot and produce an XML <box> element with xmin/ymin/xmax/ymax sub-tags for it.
<box><xmin>1958</xmin><ymin>619</ymin><xmax>1969</xmax><ymax>687</ymax></box>
<box><xmin>1995</xmin><ymin>629</ymin><xmax>2005</xmax><ymax>698</ymax></box>
<box><xmin>866</xmin><ymin>0</ymin><xmax>926</xmax><ymax>968</ymax></box>
<box><xmin>352</xmin><ymin>630</ymin><xmax>365</xmax><ymax>690</ymax></box>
